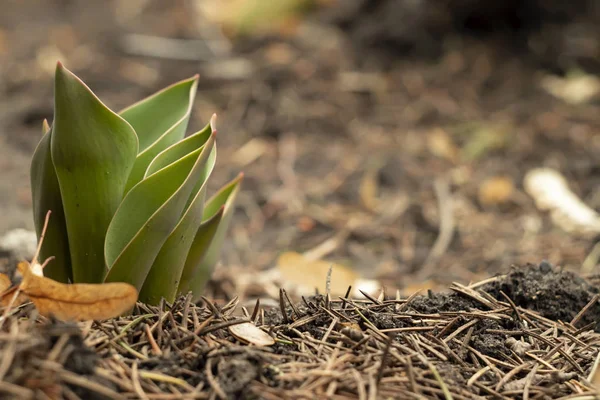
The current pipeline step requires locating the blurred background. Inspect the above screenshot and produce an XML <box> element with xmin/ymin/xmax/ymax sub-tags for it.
<box><xmin>1</xmin><ymin>0</ymin><xmax>600</xmax><ymax>297</ymax></box>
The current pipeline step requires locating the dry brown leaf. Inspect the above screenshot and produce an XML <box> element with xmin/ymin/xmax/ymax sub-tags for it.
<box><xmin>478</xmin><ymin>176</ymin><xmax>514</xmax><ymax>206</ymax></box>
<box><xmin>0</xmin><ymin>272</ymin><xmax>11</xmax><ymax>293</ymax></box>
<box><xmin>276</xmin><ymin>251</ymin><xmax>379</xmax><ymax>297</ymax></box>
<box><xmin>20</xmin><ymin>268</ymin><xmax>138</xmax><ymax>321</ymax></box>
<box><xmin>5</xmin><ymin>211</ymin><xmax>139</xmax><ymax>321</ymax></box>
<box><xmin>229</xmin><ymin>322</ymin><xmax>275</xmax><ymax>346</ymax></box>
<box><xmin>0</xmin><ymin>286</ymin><xmax>29</xmax><ymax>308</ymax></box>
<box><xmin>0</xmin><ymin>270</ymin><xmax>29</xmax><ymax>308</ymax></box>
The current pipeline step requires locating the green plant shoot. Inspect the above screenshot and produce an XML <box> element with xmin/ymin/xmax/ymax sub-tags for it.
<box><xmin>30</xmin><ymin>62</ymin><xmax>242</xmax><ymax>304</ymax></box>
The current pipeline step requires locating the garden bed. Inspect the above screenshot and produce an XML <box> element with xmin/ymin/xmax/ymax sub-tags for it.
<box><xmin>2</xmin><ymin>262</ymin><xmax>600</xmax><ymax>399</ymax></box>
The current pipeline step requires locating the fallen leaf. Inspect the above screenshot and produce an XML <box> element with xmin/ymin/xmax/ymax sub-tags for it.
<box><xmin>0</xmin><ymin>273</ymin><xmax>11</xmax><ymax>293</ymax></box>
<box><xmin>0</xmin><ymin>268</ymin><xmax>29</xmax><ymax>308</ymax></box>
<box><xmin>4</xmin><ymin>211</ymin><xmax>139</xmax><ymax>321</ymax></box>
<box><xmin>20</xmin><ymin>267</ymin><xmax>138</xmax><ymax>321</ymax></box>
<box><xmin>0</xmin><ymin>285</ymin><xmax>29</xmax><ymax>308</ymax></box>
<box><xmin>229</xmin><ymin>322</ymin><xmax>275</xmax><ymax>346</ymax></box>
<box><xmin>276</xmin><ymin>251</ymin><xmax>379</xmax><ymax>297</ymax></box>
<box><xmin>478</xmin><ymin>176</ymin><xmax>514</xmax><ymax>206</ymax></box>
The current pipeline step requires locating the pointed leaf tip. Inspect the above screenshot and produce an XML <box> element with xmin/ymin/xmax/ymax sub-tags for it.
<box><xmin>42</xmin><ymin>119</ymin><xmax>50</xmax><ymax>134</ymax></box>
<box><xmin>210</xmin><ymin>114</ymin><xmax>217</xmax><ymax>132</ymax></box>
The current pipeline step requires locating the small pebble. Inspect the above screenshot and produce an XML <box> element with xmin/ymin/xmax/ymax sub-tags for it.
<box><xmin>539</xmin><ymin>260</ymin><xmax>553</xmax><ymax>274</ymax></box>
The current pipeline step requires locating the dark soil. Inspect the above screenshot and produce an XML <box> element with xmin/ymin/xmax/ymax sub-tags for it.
<box><xmin>486</xmin><ymin>262</ymin><xmax>600</xmax><ymax>330</ymax></box>
<box><xmin>3</xmin><ymin>262</ymin><xmax>600</xmax><ymax>398</ymax></box>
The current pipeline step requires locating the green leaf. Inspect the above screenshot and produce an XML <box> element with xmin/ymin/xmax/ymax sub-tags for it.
<box><xmin>185</xmin><ymin>174</ymin><xmax>243</xmax><ymax>301</ymax></box>
<box><xmin>30</xmin><ymin>121</ymin><xmax>71</xmax><ymax>282</ymax></box>
<box><xmin>177</xmin><ymin>207</ymin><xmax>224</xmax><ymax>296</ymax></box>
<box><xmin>103</xmin><ymin>133</ymin><xmax>216</xmax><ymax>290</ymax></box>
<box><xmin>51</xmin><ymin>63</ymin><xmax>138</xmax><ymax>283</ymax></box>
<box><xmin>138</xmin><ymin>127</ymin><xmax>217</xmax><ymax>305</ymax></box>
<box><xmin>145</xmin><ymin>123</ymin><xmax>212</xmax><ymax>177</ymax></box>
<box><xmin>121</xmin><ymin>76</ymin><xmax>198</xmax><ymax>193</ymax></box>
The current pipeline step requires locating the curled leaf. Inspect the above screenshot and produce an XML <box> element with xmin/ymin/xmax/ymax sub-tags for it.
<box><xmin>19</xmin><ymin>265</ymin><xmax>137</xmax><ymax>321</ymax></box>
<box><xmin>0</xmin><ymin>273</ymin><xmax>29</xmax><ymax>308</ymax></box>
<box><xmin>0</xmin><ymin>273</ymin><xmax>11</xmax><ymax>293</ymax></box>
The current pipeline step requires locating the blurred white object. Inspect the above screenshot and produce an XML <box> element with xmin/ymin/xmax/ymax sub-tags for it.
<box><xmin>540</xmin><ymin>73</ymin><xmax>600</xmax><ymax>104</ymax></box>
<box><xmin>0</xmin><ymin>229</ymin><xmax>37</xmax><ymax>260</ymax></box>
<box><xmin>524</xmin><ymin>168</ymin><xmax>600</xmax><ymax>235</ymax></box>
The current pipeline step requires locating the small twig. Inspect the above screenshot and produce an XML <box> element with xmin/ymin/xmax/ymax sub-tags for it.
<box><xmin>0</xmin><ymin>288</ymin><xmax>22</xmax><ymax>330</ymax></box>
<box><xmin>181</xmin><ymin>292</ymin><xmax>193</xmax><ymax>331</ymax></box>
<box><xmin>251</xmin><ymin>298</ymin><xmax>261</xmax><ymax>323</ymax></box>
<box><xmin>376</xmin><ymin>334</ymin><xmax>393</xmax><ymax>386</ymax></box>
<box><xmin>205</xmin><ymin>358</ymin><xmax>227</xmax><ymax>400</ymax></box>
<box><xmin>131</xmin><ymin>361</ymin><xmax>149</xmax><ymax>400</ymax></box>
<box><xmin>522</xmin><ymin>365</ymin><xmax>539</xmax><ymax>400</ymax></box>
<box><xmin>59</xmin><ymin>368</ymin><xmax>126</xmax><ymax>400</ymax></box>
<box><xmin>571</xmin><ymin>293</ymin><xmax>600</xmax><ymax>326</ymax></box>
<box><xmin>418</xmin><ymin>178</ymin><xmax>455</xmax><ymax>279</ymax></box>
<box><xmin>426</xmin><ymin>359</ymin><xmax>454</xmax><ymax>400</ymax></box>
<box><xmin>0</xmin><ymin>321</ymin><xmax>18</xmax><ymax>381</ymax></box>
<box><xmin>279</xmin><ymin>288</ymin><xmax>289</xmax><ymax>324</ymax></box>
<box><xmin>283</xmin><ymin>289</ymin><xmax>301</xmax><ymax>319</ymax></box>
<box><xmin>144</xmin><ymin>324</ymin><xmax>162</xmax><ymax>356</ymax></box>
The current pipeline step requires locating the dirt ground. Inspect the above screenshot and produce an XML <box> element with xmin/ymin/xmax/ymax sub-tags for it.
<box><xmin>4</xmin><ymin>263</ymin><xmax>600</xmax><ymax>399</ymax></box>
<box><xmin>1</xmin><ymin>0</ymin><xmax>600</xmax><ymax>293</ymax></box>
<box><xmin>1</xmin><ymin>1</ymin><xmax>600</xmax><ymax>398</ymax></box>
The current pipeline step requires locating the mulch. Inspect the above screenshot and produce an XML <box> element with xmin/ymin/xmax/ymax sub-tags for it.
<box><xmin>2</xmin><ymin>262</ymin><xmax>600</xmax><ymax>399</ymax></box>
